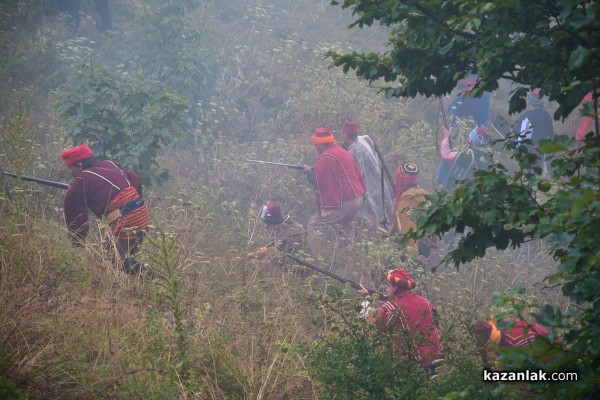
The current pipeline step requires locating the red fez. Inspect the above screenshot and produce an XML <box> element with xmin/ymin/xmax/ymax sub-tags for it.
<box><xmin>386</xmin><ymin>268</ymin><xmax>415</xmax><ymax>290</ymax></box>
<box><xmin>342</xmin><ymin>119</ymin><xmax>358</xmax><ymax>135</ymax></box>
<box><xmin>61</xmin><ymin>144</ymin><xmax>94</xmax><ymax>166</ymax></box>
<box><xmin>395</xmin><ymin>162</ymin><xmax>419</xmax><ymax>198</ymax></box>
<box><xmin>476</xmin><ymin>125</ymin><xmax>491</xmax><ymax>138</ymax></box>
<box><xmin>260</xmin><ymin>202</ymin><xmax>287</xmax><ymax>226</ymax></box>
<box><xmin>312</xmin><ymin>128</ymin><xmax>335</xmax><ymax>145</ymax></box>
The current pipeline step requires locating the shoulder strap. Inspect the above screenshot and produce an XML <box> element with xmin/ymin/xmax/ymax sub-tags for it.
<box><xmin>105</xmin><ymin>161</ymin><xmax>132</xmax><ymax>186</ymax></box>
<box><xmin>82</xmin><ymin>170</ymin><xmax>121</xmax><ymax>190</ymax></box>
<box><xmin>81</xmin><ymin>161</ymin><xmax>131</xmax><ymax>191</ymax></box>
<box><xmin>381</xmin><ymin>300</ymin><xmax>408</xmax><ymax>330</ymax></box>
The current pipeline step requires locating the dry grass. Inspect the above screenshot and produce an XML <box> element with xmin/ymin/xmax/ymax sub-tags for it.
<box><xmin>0</xmin><ymin>1</ymin><xmax>573</xmax><ymax>398</ymax></box>
<box><xmin>0</xmin><ymin>136</ymin><xmax>567</xmax><ymax>399</ymax></box>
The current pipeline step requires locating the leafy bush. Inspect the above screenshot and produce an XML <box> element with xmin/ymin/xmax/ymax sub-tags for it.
<box><xmin>56</xmin><ymin>62</ymin><xmax>189</xmax><ymax>185</ymax></box>
<box><xmin>305</xmin><ymin>284</ymin><xmax>512</xmax><ymax>400</ymax></box>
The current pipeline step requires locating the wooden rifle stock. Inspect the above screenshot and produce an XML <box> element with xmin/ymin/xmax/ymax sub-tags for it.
<box><xmin>3</xmin><ymin>172</ymin><xmax>69</xmax><ymax>190</ymax></box>
<box><xmin>286</xmin><ymin>253</ymin><xmax>386</xmax><ymax>299</ymax></box>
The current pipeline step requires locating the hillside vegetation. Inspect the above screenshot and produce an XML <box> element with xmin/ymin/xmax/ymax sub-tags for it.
<box><xmin>0</xmin><ymin>1</ymin><xmax>581</xmax><ymax>399</ymax></box>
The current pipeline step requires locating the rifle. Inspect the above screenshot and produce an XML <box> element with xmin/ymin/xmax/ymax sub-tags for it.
<box><xmin>439</xmin><ymin>98</ymin><xmax>450</xmax><ymax>131</ymax></box>
<box><xmin>247</xmin><ymin>159</ymin><xmax>304</xmax><ymax>170</ymax></box>
<box><xmin>370</xmin><ymin>141</ymin><xmax>397</xmax><ymax>196</ymax></box>
<box><xmin>434</xmin><ymin>97</ymin><xmax>455</xmax><ymax>188</ymax></box>
<box><xmin>490</xmin><ymin>123</ymin><xmax>506</xmax><ymax>139</ymax></box>
<box><xmin>3</xmin><ymin>172</ymin><xmax>69</xmax><ymax>190</ymax></box>
<box><xmin>286</xmin><ymin>253</ymin><xmax>387</xmax><ymax>299</ymax></box>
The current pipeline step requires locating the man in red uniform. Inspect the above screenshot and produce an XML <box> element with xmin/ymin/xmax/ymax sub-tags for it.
<box><xmin>61</xmin><ymin>144</ymin><xmax>151</xmax><ymax>274</ymax></box>
<box><xmin>358</xmin><ymin>268</ymin><xmax>443</xmax><ymax>373</ymax></box>
<box><xmin>575</xmin><ymin>92</ymin><xmax>597</xmax><ymax>142</ymax></box>
<box><xmin>473</xmin><ymin>318</ymin><xmax>549</xmax><ymax>368</ymax></box>
<box><xmin>302</xmin><ymin>127</ymin><xmax>366</xmax><ymax>259</ymax></box>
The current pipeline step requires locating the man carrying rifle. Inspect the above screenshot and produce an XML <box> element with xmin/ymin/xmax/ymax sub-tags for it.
<box><xmin>357</xmin><ymin>268</ymin><xmax>443</xmax><ymax>374</ymax></box>
<box><xmin>302</xmin><ymin>127</ymin><xmax>366</xmax><ymax>259</ymax></box>
<box><xmin>61</xmin><ymin>144</ymin><xmax>150</xmax><ymax>275</ymax></box>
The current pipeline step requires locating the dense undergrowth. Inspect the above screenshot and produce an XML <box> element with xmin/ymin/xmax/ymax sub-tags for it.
<box><xmin>0</xmin><ymin>0</ymin><xmax>573</xmax><ymax>398</ymax></box>
<box><xmin>0</xmin><ymin>137</ymin><xmax>564</xmax><ymax>399</ymax></box>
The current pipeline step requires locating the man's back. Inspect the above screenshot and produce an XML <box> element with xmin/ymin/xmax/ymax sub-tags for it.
<box><xmin>375</xmin><ymin>291</ymin><xmax>443</xmax><ymax>367</ymax></box>
<box><xmin>389</xmin><ymin>188</ymin><xmax>428</xmax><ymax>237</ymax></box>
<box><xmin>515</xmin><ymin>106</ymin><xmax>554</xmax><ymax>171</ymax></box>
<box><xmin>314</xmin><ymin>143</ymin><xmax>365</xmax><ymax>208</ymax></box>
<box><xmin>357</xmin><ymin>135</ymin><xmax>377</xmax><ymax>160</ymax></box>
<box><xmin>347</xmin><ymin>141</ymin><xmax>391</xmax><ymax>226</ymax></box>
<box><xmin>66</xmin><ymin>160</ymin><xmax>141</xmax><ymax>218</ymax></box>
<box><xmin>516</xmin><ymin>107</ymin><xmax>555</xmax><ymax>144</ymax></box>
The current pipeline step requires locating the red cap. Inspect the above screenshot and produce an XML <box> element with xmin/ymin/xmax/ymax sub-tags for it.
<box><xmin>476</xmin><ymin>125</ymin><xmax>491</xmax><ymax>138</ymax></box>
<box><xmin>395</xmin><ymin>162</ymin><xmax>418</xmax><ymax>198</ymax></box>
<box><xmin>312</xmin><ymin>128</ymin><xmax>335</xmax><ymax>145</ymax></box>
<box><xmin>260</xmin><ymin>202</ymin><xmax>287</xmax><ymax>225</ymax></box>
<box><xmin>386</xmin><ymin>268</ymin><xmax>415</xmax><ymax>290</ymax></box>
<box><xmin>61</xmin><ymin>144</ymin><xmax>94</xmax><ymax>166</ymax></box>
<box><xmin>342</xmin><ymin>119</ymin><xmax>358</xmax><ymax>135</ymax></box>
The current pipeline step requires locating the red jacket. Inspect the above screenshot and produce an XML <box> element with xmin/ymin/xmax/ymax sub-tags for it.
<box><xmin>374</xmin><ymin>291</ymin><xmax>443</xmax><ymax>367</ymax></box>
<box><xmin>576</xmin><ymin>92</ymin><xmax>595</xmax><ymax>141</ymax></box>
<box><xmin>311</xmin><ymin>143</ymin><xmax>366</xmax><ymax>209</ymax></box>
<box><xmin>498</xmin><ymin>320</ymin><xmax>548</xmax><ymax>348</ymax></box>
<box><xmin>64</xmin><ymin>160</ymin><xmax>142</xmax><ymax>242</ymax></box>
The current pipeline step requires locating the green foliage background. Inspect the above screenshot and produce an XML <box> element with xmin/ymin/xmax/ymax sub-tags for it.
<box><xmin>0</xmin><ymin>0</ymin><xmax>596</xmax><ymax>399</ymax></box>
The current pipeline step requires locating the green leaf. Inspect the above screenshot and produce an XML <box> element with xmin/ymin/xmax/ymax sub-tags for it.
<box><xmin>568</xmin><ymin>46</ymin><xmax>588</xmax><ymax>71</ymax></box>
<box><xmin>571</xmin><ymin>189</ymin><xmax>595</xmax><ymax>214</ymax></box>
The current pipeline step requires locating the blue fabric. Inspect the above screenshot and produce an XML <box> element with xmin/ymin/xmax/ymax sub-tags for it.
<box><xmin>468</xmin><ymin>129</ymin><xmax>491</xmax><ymax>146</ymax></box>
<box><xmin>436</xmin><ymin>159</ymin><xmax>450</xmax><ymax>186</ymax></box>
<box><xmin>447</xmin><ymin>91</ymin><xmax>491</xmax><ymax>127</ymax></box>
<box><xmin>424</xmin><ymin>363</ymin><xmax>438</xmax><ymax>375</ymax></box>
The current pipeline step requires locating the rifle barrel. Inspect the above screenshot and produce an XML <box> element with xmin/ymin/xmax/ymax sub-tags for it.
<box><xmin>490</xmin><ymin>124</ymin><xmax>505</xmax><ymax>139</ymax></box>
<box><xmin>2</xmin><ymin>172</ymin><xmax>70</xmax><ymax>190</ymax></box>
<box><xmin>246</xmin><ymin>159</ymin><xmax>304</xmax><ymax>170</ymax></box>
<box><xmin>286</xmin><ymin>253</ymin><xmax>386</xmax><ymax>298</ymax></box>
<box><xmin>439</xmin><ymin>98</ymin><xmax>449</xmax><ymax>131</ymax></box>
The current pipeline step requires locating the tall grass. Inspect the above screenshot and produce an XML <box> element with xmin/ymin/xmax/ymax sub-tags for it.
<box><xmin>0</xmin><ymin>0</ymin><xmax>571</xmax><ymax>398</ymax></box>
<box><xmin>0</xmin><ymin>133</ymin><xmax>565</xmax><ymax>398</ymax></box>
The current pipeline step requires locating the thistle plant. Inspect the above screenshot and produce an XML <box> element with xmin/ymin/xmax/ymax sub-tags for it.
<box><xmin>143</xmin><ymin>226</ymin><xmax>195</xmax><ymax>387</ymax></box>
